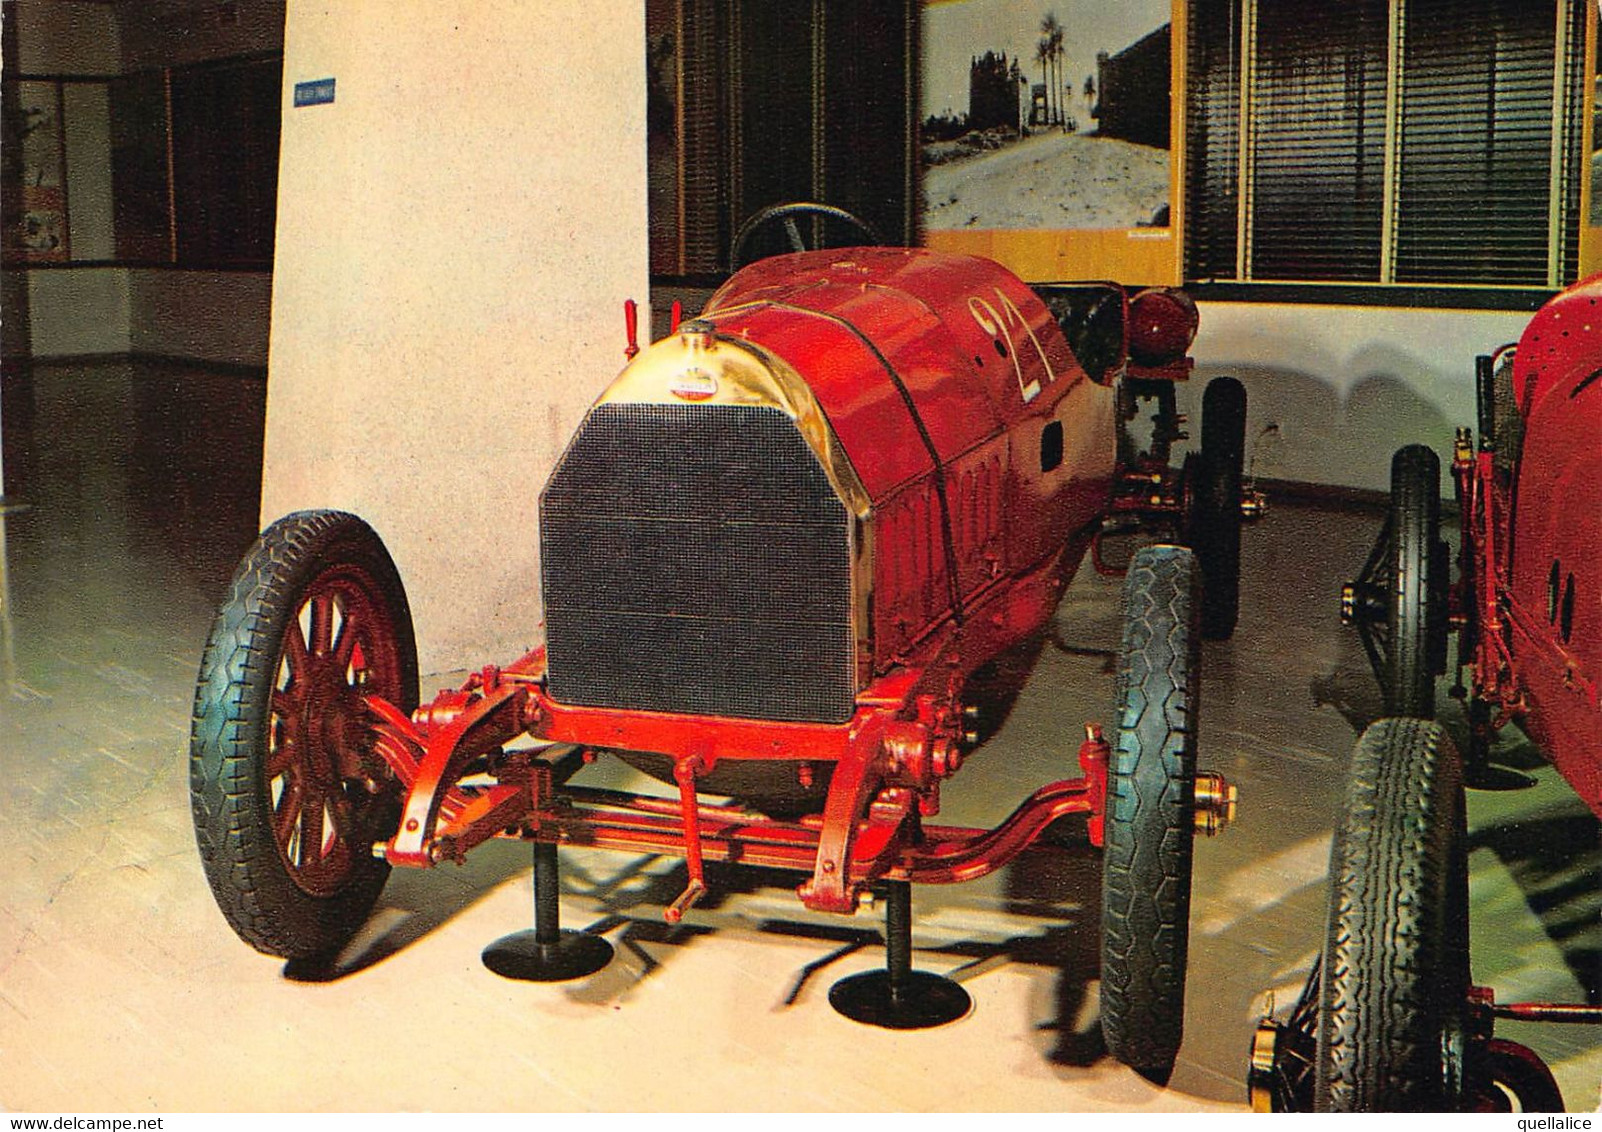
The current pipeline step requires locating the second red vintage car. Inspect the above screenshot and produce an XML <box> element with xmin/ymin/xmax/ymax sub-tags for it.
<box><xmin>1250</xmin><ymin>275</ymin><xmax>1602</xmax><ymax>1112</ymax></box>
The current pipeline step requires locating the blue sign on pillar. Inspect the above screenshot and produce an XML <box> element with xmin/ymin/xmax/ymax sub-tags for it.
<box><xmin>293</xmin><ymin>78</ymin><xmax>336</xmax><ymax>107</ymax></box>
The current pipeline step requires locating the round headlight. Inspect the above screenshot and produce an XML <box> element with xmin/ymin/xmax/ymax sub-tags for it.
<box><xmin>1128</xmin><ymin>288</ymin><xmax>1199</xmax><ymax>366</ymax></box>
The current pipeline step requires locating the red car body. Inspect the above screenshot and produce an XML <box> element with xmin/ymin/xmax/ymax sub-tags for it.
<box><xmin>373</xmin><ymin>247</ymin><xmax>1204</xmax><ymax>920</ymax></box>
<box><xmin>1461</xmin><ymin>275</ymin><xmax>1602</xmax><ymax>816</ymax></box>
<box><xmin>195</xmin><ymin>236</ymin><xmax>1245</xmax><ymax>1074</ymax></box>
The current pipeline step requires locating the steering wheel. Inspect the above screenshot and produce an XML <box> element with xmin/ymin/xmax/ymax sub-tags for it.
<box><xmin>729</xmin><ymin>201</ymin><xmax>883</xmax><ymax>270</ymax></box>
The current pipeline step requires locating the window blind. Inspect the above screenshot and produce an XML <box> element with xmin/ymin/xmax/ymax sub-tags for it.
<box><xmin>1249</xmin><ymin>0</ymin><xmax>1388</xmax><ymax>281</ymax></box>
<box><xmin>1185</xmin><ymin>0</ymin><xmax>1587</xmax><ymax>292</ymax></box>
<box><xmin>1184</xmin><ymin>0</ymin><xmax>1241</xmax><ymax>280</ymax></box>
<box><xmin>1395</xmin><ymin>0</ymin><xmax>1568</xmax><ymax>285</ymax></box>
<box><xmin>650</xmin><ymin>0</ymin><xmax>912</xmax><ymax>277</ymax></box>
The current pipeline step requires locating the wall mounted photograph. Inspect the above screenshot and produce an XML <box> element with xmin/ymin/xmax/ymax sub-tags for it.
<box><xmin>6</xmin><ymin>80</ymin><xmax>68</xmax><ymax>261</ymax></box>
<box><xmin>921</xmin><ymin>0</ymin><xmax>1173</xmax><ymax>231</ymax></box>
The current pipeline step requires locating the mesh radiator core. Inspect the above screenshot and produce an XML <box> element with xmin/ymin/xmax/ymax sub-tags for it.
<box><xmin>540</xmin><ymin>402</ymin><xmax>856</xmax><ymax>723</ymax></box>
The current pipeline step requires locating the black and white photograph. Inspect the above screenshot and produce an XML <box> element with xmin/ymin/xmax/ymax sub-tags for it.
<box><xmin>922</xmin><ymin>0</ymin><xmax>1173</xmax><ymax>230</ymax></box>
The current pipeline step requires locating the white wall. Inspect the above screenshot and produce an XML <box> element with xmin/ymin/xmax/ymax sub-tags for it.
<box><xmin>1185</xmin><ymin>301</ymin><xmax>1535</xmax><ymax>493</ymax></box>
<box><xmin>11</xmin><ymin>2</ymin><xmax>125</xmax><ymax>358</ymax></box>
<box><xmin>61</xmin><ymin>82</ymin><xmax>114</xmax><ymax>261</ymax></box>
<box><xmin>260</xmin><ymin>0</ymin><xmax>650</xmax><ymax>672</ymax></box>
<box><xmin>16</xmin><ymin>79</ymin><xmax>129</xmax><ymax>357</ymax></box>
<box><xmin>9</xmin><ymin>0</ymin><xmax>281</xmax><ymax>365</ymax></box>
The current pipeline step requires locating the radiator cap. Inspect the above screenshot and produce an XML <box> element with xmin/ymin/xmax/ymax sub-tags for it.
<box><xmin>679</xmin><ymin>318</ymin><xmax>717</xmax><ymax>351</ymax></box>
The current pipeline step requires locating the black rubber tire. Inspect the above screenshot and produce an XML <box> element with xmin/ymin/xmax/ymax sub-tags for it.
<box><xmin>1187</xmin><ymin>376</ymin><xmax>1247</xmax><ymax>640</ymax></box>
<box><xmin>1316</xmin><ymin>718</ymin><xmax>1470</xmax><ymax>1112</ymax></box>
<box><xmin>729</xmin><ymin>201</ymin><xmax>882</xmax><ymax>269</ymax></box>
<box><xmin>1385</xmin><ymin>446</ymin><xmax>1447</xmax><ymax>718</ymax></box>
<box><xmin>1100</xmin><ymin>544</ymin><xmax>1201</xmax><ymax>1078</ymax></box>
<box><xmin>189</xmin><ymin>510</ymin><xmax>419</xmax><ymax>959</ymax></box>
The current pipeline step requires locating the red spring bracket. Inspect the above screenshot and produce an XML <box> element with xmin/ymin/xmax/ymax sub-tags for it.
<box><xmin>624</xmin><ymin>298</ymin><xmax>640</xmax><ymax>361</ymax></box>
<box><xmin>1078</xmin><ymin>723</ymin><xmax>1110</xmax><ymax>848</ymax></box>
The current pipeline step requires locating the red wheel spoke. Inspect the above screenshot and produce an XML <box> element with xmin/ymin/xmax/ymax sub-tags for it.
<box><xmin>266</xmin><ymin>732</ymin><xmax>291</xmax><ymax>778</ymax></box>
<box><xmin>308</xmin><ymin>594</ymin><xmax>335</xmax><ymax>657</ymax></box>
<box><xmin>298</xmin><ymin>784</ymin><xmax>327</xmax><ymax>865</ymax></box>
<box><xmin>333</xmin><ymin>610</ymin><xmax>362</xmax><ymax>674</ymax></box>
<box><xmin>266</xmin><ymin>693</ymin><xmax>305</xmax><ymax>777</ymax></box>
<box><xmin>281</xmin><ymin>617</ymin><xmax>310</xmax><ymax>685</ymax></box>
<box><xmin>326</xmin><ymin>790</ymin><xmax>357</xmax><ymax>844</ymax></box>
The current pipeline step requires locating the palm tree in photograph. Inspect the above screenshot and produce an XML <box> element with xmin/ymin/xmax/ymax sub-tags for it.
<box><xmin>1041</xmin><ymin>10</ymin><xmax>1064</xmax><ymax>127</ymax></box>
<box><xmin>1034</xmin><ymin>36</ymin><xmax>1052</xmax><ymax>127</ymax></box>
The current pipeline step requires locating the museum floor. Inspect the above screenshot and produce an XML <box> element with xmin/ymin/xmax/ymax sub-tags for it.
<box><xmin>0</xmin><ymin>359</ymin><xmax>1597</xmax><ymax>1113</ymax></box>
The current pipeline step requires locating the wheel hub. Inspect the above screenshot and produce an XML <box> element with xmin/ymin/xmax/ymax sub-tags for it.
<box><xmin>306</xmin><ymin>671</ymin><xmax>371</xmax><ymax>781</ymax></box>
<box><xmin>1340</xmin><ymin>581</ymin><xmax>1387</xmax><ymax>626</ymax></box>
<box><xmin>1193</xmin><ymin>772</ymin><xmax>1238</xmax><ymax>835</ymax></box>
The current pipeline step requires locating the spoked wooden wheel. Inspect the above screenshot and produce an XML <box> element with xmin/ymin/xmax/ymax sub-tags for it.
<box><xmin>1342</xmin><ymin>446</ymin><xmax>1450</xmax><ymax>717</ymax></box>
<box><xmin>1247</xmin><ymin>956</ymin><xmax>1320</xmax><ymax>1112</ymax></box>
<box><xmin>265</xmin><ymin>558</ymin><xmax>409</xmax><ymax>895</ymax></box>
<box><xmin>190</xmin><ymin>510</ymin><xmax>419</xmax><ymax>958</ymax></box>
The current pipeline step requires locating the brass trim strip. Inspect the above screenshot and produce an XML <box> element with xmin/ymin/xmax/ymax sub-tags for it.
<box><xmin>1235</xmin><ymin>0</ymin><xmax>1257</xmax><ymax>281</ymax></box>
<box><xmin>1548</xmin><ymin>0</ymin><xmax>1574</xmax><ymax>288</ymax></box>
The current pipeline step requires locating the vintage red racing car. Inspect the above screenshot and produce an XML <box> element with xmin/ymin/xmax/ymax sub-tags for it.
<box><xmin>188</xmin><ymin>205</ymin><xmax>1261</xmax><ymax>1079</ymax></box>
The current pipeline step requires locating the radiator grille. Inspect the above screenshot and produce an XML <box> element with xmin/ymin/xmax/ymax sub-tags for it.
<box><xmin>541</xmin><ymin>402</ymin><xmax>856</xmax><ymax>722</ymax></box>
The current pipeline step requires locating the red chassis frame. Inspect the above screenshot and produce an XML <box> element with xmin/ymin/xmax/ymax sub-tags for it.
<box><xmin>363</xmin><ymin>574</ymin><xmax>1116</xmax><ymax>922</ymax></box>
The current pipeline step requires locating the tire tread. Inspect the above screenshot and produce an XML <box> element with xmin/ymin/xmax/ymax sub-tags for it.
<box><xmin>1101</xmin><ymin>544</ymin><xmax>1201</xmax><ymax>1074</ymax></box>
<box><xmin>1316</xmin><ymin>717</ymin><xmax>1467</xmax><ymax>1111</ymax></box>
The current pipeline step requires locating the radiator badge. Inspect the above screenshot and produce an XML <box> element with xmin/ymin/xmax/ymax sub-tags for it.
<box><xmin>670</xmin><ymin>368</ymin><xmax>719</xmax><ymax>401</ymax></box>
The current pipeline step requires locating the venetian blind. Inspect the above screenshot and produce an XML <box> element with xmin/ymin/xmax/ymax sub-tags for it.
<box><xmin>1394</xmin><ymin>0</ymin><xmax>1580</xmax><ymax>286</ymax></box>
<box><xmin>1185</xmin><ymin>0</ymin><xmax>1587</xmax><ymax>291</ymax></box>
<box><xmin>1184</xmin><ymin>0</ymin><xmax>1241</xmax><ymax>280</ymax></box>
<box><xmin>1249</xmin><ymin>0</ymin><xmax>1388</xmax><ymax>281</ymax></box>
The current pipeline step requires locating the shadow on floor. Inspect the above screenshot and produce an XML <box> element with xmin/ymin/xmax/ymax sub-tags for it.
<box><xmin>1470</xmin><ymin>809</ymin><xmax>1602</xmax><ymax>1003</ymax></box>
